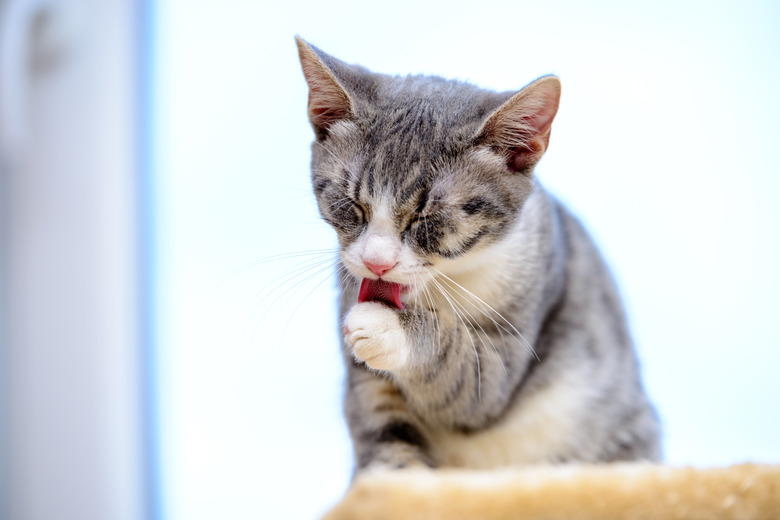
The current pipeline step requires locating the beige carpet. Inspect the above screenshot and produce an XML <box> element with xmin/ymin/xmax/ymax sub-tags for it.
<box><xmin>323</xmin><ymin>464</ymin><xmax>780</xmax><ymax>520</ymax></box>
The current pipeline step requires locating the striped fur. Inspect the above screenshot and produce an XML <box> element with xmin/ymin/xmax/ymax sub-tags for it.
<box><xmin>296</xmin><ymin>38</ymin><xmax>660</xmax><ymax>474</ymax></box>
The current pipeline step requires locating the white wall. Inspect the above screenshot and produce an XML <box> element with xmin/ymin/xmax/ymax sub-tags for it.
<box><xmin>0</xmin><ymin>1</ymin><xmax>148</xmax><ymax>519</ymax></box>
<box><xmin>152</xmin><ymin>1</ymin><xmax>780</xmax><ymax>520</ymax></box>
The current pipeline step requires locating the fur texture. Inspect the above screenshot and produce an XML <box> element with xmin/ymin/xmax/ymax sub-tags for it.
<box><xmin>296</xmin><ymin>37</ymin><xmax>660</xmax><ymax>474</ymax></box>
<box><xmin>322</xmin><ymin>465</ymin><xmax>780</xmax><ymax>520</ymax></box>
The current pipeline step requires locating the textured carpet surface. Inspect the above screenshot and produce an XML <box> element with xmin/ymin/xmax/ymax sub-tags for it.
<box><xmin>323</xmin><ymin>464</ymin><xmax>780</xmax><ymax>520</ymax></box>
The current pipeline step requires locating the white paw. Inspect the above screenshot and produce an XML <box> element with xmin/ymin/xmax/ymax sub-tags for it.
<box><xmin>345</xmin><ymin>302</ymin><xmax>409</xmax><ymax>371</ymax></box>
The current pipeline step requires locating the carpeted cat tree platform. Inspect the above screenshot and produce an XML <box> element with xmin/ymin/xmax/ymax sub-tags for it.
<box><xmin>322</xmin><ymin>464</ymin><xmax>780</xmax><ymax>520</ymax></box>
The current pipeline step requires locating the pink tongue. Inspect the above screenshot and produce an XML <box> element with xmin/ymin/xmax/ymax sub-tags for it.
<box><xmin>358</xmin><ymin>279</ymin><xmax>404</xmax><ymax>309</ymax></box>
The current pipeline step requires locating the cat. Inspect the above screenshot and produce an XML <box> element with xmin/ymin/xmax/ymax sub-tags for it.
<box><xmin>295</xmin><ymin>37</ymin><xmax>661</xmax><ymax>473</ymax></box>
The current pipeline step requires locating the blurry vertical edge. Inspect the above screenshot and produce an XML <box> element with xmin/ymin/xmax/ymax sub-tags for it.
<box><xmin>138</xmin><ymin>0</ymin><xmax>162</xmax><ymax>518</ymax></box>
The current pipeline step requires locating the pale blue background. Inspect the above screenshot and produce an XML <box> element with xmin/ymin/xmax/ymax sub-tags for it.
<box><xmin>151</xmin><ymin>2</ymin><xmax>780</xmax><ymax>519</ymax></box>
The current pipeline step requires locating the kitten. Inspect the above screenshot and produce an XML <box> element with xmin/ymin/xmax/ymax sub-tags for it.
<box><xmin>295</xmin><ymin>37</ymin><xmax>660</xmax><ymax>472</ymax></box>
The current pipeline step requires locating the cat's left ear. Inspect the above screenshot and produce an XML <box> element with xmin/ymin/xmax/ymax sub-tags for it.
<box><xmin>476</xmin><ymin>76</ymin><xmax>561</xmax><ymax>173</ymax></box>
<box><xmin>295</xmin><ymin>36</ymin><xmax>354</xmax><ymax>140</ymax></box>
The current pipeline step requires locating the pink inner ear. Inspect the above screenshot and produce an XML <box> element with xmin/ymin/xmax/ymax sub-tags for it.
<box><xmin>509</xmin><ymin>144</ymin><xmax>539</xmax><ymax>172</ymax></box>
<box><xmin>508</xmin><ymin>135</ymin><xmax>551</xmax><ymax>172</ymax></box>
<box><xmin>309</xmin><ymin>100</ymin><xmax>349</xmax><ymax>129</ymax></box>
<box><xmin>483</xmin><ymin>77</ymin><xmax>560</xmax><ymax>172</ymax></box>
<box><xmin>526</xmin><ymin>94</ymin><xmax>559</xmax><ymax>135</ymax></box>
<box><xmin>305</xmin><ymin>73</ymin><xmax>351</xmax><ymax>131</ymax></box>
<box><xmin>508</xmin><ymin>115</ymin><xmax>551</xmax><ymax>171</ymax></box>
<box><xmin>298</xmin><ymin>40</ymin><xmax>353</xmax><ymax>133</ymax></box>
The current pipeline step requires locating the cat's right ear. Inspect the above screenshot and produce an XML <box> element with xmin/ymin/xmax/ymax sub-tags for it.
<box><xmin>295</xmin><ymin>37</ymin><xmax>354</xmax><ymax>139</ymax></box>
<box><xmin>476</xmin><ymin>76</ymin><xmax>561</xmax><ymax>174</ymax></box>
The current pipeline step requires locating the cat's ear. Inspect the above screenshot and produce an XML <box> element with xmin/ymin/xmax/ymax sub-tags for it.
<box><xmin>476</xmin><ymin>76</ymin><xmax>561</xmax><ymax>173</ymax></box>
<box><xmin>295</xmin><ymin>37</ymin><xmax>354</xmax><ymax>139</ymax></box>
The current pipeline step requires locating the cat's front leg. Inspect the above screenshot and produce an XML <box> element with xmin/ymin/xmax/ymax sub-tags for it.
<box><xmin>343</xmin><ymin>303</ymin><xmax>439</xmax><ymax>471</ymax></box>
<box><xmin>344</xmin><ymin>302</ymin><xmax>410</xmax><ymax>371</ymax></box>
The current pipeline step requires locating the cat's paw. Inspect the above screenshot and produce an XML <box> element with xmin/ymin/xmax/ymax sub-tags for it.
<box><xmin>345</xmin><ymin>302</ymin><xmax>409</xmax><ymax>371</ymax></box>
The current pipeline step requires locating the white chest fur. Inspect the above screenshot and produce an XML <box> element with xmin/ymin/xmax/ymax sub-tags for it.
<box><xmin>430</xmin><ymin>370</ymin><xmax>593</xmax><ymax>468</ymax></box>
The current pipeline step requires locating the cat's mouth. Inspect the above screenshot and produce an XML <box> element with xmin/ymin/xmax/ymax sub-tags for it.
<box><xmin>358</xmin><ymin>278</ymin><xmax>406</xmax><ymax>309</ymax></box>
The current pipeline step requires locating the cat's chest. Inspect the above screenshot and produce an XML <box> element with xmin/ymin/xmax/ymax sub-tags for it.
<box><xmin>428</xmin><ymin>371</ymin><xmax>592</xmax><ymax>468</ymax></box>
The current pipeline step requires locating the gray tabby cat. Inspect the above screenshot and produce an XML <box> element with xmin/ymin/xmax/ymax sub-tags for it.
<box><xmin>295</xmin><ymin>37</ymin><xmax>660</xmax><ymax>472</ymax></box>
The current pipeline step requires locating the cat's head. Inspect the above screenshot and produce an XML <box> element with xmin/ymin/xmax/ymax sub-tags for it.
<box><xmin>296</xmin><ymin>37</ymin><xmax>560</xmax><ymax>304</ymax></box>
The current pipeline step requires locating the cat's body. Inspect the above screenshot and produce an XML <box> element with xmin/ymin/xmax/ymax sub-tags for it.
<box><xmin>296</xmin><ymin>38</ymin><xmax>660</xmax><ymax>473</ymax></box>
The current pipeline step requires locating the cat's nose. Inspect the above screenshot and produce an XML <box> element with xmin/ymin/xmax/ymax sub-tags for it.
<box><xmin>363</xmin><ymin>260</ymin><xmax>396</xmax><ymax>278</ymax></box>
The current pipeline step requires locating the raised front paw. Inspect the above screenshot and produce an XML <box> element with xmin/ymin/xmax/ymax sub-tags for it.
<box><xmin>344</xmin><ymin>302</ymin><xmax>409</xmax><ymax>371</ymax></box>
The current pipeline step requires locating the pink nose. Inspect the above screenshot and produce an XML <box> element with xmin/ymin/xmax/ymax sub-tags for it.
<box><xmin>363</xmin><ymin>260</ymin><xmax>396</xmax><ymax>278</ymax></box>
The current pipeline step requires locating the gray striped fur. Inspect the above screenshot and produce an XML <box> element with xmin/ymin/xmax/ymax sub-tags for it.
<box><xmin>296</xmin><ymin>38</ymin><xmax>660</xmax><ymax>474</ymax></box>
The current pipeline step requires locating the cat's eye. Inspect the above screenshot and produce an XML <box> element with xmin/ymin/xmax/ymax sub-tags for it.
<box><xmin>352</xmin><ymin>201</ymin><xmax>367</xmax><ymax>224</ymax></box>
<box><xmin>405</xmin><ymin>213</ymin><xmax>424</xmax><ymax>231</ymax></box>
<box><xmin>405</xmin><ymin>191</ymin><xmax>430</xmax><ymax>231</ymax></box>
<box><xmin>326</xmin><ymin>197</ymin><xmax>367</xmax><ymax>232</ymax></box>
<box><xmin>405</xmin><ymin>211</ymin><xmax>438</xmax><ymax>238</ymax></box>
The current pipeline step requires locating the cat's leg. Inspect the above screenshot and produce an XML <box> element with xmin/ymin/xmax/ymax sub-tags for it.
<box><xmin>343</xmin><ymin>302</ymin><xmax>436</xmax><ymax>471</ymax></box>
<box><xmin>344</xmin><ymin>301</ymin><xmax>527</xmax><ymax>433</ymax></box>
<box><xmin>342</xmin><ymin>357</ymin><xmax>436</xmax><ymax>472</ymax></box>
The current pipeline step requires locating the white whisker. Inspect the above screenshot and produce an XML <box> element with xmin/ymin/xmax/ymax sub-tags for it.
<box><xmin>279</xmin><ymin>260</ymin><xmax>348</xmax><ymax>339</ymax></box>
<box><xmin>239</xmin><ymin>250</ymin><xmax>341</xmax><ymax>344</ymax></box>
<box><xmin>253</xmin><ymin>255</ymin><xmax>336</xmax><ymax>309</ymax></box>
<box><xmin>424</xmin><ymin>268</ymin><xmax>507</xmax><ymax>376</ymax></box>
<box><xmin>426</xmin><ymin>274</ymin><xmax>482</xmax><ymax>400</ymax></box>
<box><xmin>215</xmin><ymin>248</ymin><xmax>338</xmax><ymax>288</ymax></box>
<box><xmin>432</xmin><ymin>268</ymin><xmax>537</xmax><ymax>360</ymax></box>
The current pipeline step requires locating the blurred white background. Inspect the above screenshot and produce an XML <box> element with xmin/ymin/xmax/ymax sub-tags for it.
<box><xmin>1</xmin><ymin>1</ymin><xmax>146</xmax><ymax>519</ymax></box>
<box><xmin>153</xmin><ymin>2</ymin><xmax>780</xmax><ymax>519</ymax></box>
<box><xmin>2</xmin><ymin>1</ymin><xmax>779</xmax><ymax>520</ymax></box>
